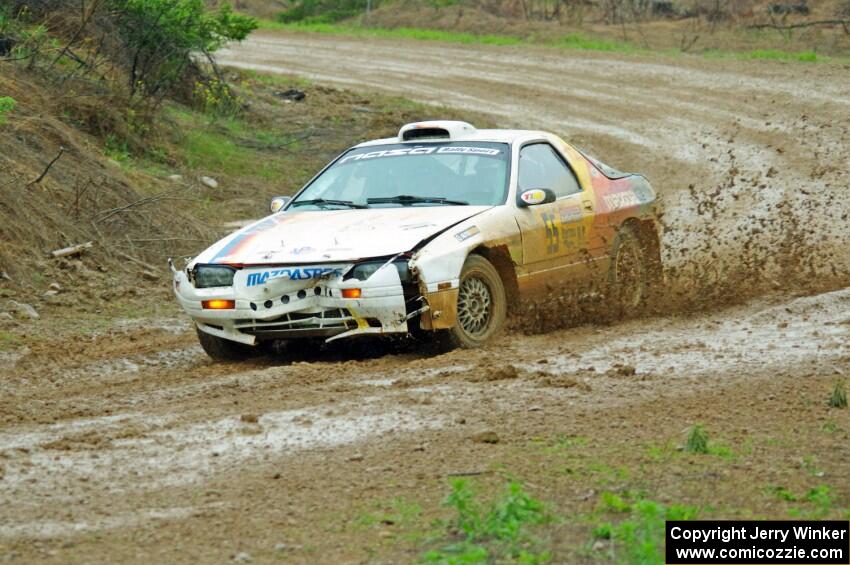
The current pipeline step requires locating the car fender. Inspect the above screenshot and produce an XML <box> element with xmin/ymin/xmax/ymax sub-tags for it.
<box><xmin>410</xmin><ymin>207</ymin><xmax>521</xmax><ymax>329</ymax></box>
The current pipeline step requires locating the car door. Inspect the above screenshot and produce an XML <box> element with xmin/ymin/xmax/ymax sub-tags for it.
<box><xmin>514</xmin><ymin>142</ymin><xmax>596</xmax><ymax>294</ymax></box>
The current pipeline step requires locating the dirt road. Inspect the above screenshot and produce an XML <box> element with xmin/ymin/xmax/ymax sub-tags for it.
<box><xmin>2</xmin><ymin>32</ymin><xmax>849</xmax><ymax>563</ymax></box>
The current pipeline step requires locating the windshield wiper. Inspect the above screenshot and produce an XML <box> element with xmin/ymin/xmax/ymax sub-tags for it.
<box><xmin>367</xmin><ymin>195</ymin><xmax>469</xmax><ymax>206</ymax></box>
<box><xmin>290</xmin><ymin>198</ymin><xmax>366</xmax><ymax>209</ymax></box>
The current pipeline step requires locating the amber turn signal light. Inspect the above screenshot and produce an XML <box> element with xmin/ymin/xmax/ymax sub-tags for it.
<box><xmin>202</xmin><ymin>299</ymin><xmax>235</xmax><ymax>310</ymax></box>
<box><xmin>341</xmin><ymin>288</ymin><xmax>362</xmax><ymax>299</ymax></box>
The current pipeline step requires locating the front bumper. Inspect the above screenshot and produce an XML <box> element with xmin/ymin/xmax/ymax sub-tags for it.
<box><xmin>173</xmin><ymin>262</ymin><xmax>409</xmax><ymax>345</ymax></box>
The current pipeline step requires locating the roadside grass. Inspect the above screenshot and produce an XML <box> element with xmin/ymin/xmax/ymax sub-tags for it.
<box><xmin>591</xmin><ymin>493</ymin><xmax>699</xmax><ymax>565</ymax></box>
<box><xmin>788</xmin><ymin>486</ymin><xmax>839</xmax><ymax>519</ymax></box>
<box><xmin>257</xmin><ymin>20</ymin><xmax>844</xmax><ymax>64</ymax></box>
<box><xmin>159</xmin><ymin>106</ymin><xmax>293</xmax><ymax>182</ymax></box>
<box><xmin>423</xmin><ymin>479</ymin><xmax>553</xmax><ymax>564</ymax></box>
<box><xmin>766</xmin><ymin>484</ymin><xmax>849</xmax><ymax>519</ymax></box>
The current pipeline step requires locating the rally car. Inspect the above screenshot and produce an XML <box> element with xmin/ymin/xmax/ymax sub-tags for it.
<box><xmin>172</xmin><ymin>121</ymin><xmax>661</xmax><ymax>360</ymax></box>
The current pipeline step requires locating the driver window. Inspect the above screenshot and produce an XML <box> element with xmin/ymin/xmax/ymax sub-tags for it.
<box><xmin>518</xmin><ymin>143</ymin><xmax>582</xmax><ymax>198</ymax></box>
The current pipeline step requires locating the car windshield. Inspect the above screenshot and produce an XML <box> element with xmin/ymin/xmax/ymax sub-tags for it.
<box><xmin>290</xmin><ymin>141</ymin><xmax>510</xmax><ymax>209</ymax></box>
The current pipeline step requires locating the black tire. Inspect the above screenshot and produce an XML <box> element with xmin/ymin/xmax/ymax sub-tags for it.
<box><xmin>196</xmin><ymin>326</ymin><xmax>257</xmax><ymax>361</ymax></box>
<box><xmin>443</xmin><ymin>255</ymin><xmax>507</xmax><ymax>349</ymax></box>
<box><xmin>607</xmin><ymin>223</ymin><xmax>650</xmax><ymax>317</ymax></box>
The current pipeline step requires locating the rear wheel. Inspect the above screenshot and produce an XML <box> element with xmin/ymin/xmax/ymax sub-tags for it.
<box><xmin>444</xmin><ymin>255</ymin><xmax>507</xmax><ymax>349</ymax></box>
<box><xmin>196</xmin><ymin>326</ymin><xmax>257</xmax><ymax>361</ymax></box>
<box><xmin>607</xmin><ymin>224</ymin><xmax>649</xmax><ymax>317</ymax></box>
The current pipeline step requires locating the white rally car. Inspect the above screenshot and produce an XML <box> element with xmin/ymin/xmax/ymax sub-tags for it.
<box><xmin>172</xmin><ymin>121</ymin><xmax>661</xmax><ymax>360</ymax></box>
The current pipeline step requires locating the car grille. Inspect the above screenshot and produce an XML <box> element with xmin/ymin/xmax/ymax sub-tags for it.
<box><xmin>234</xmin><ymin>308</ymin><xmax>356</xmax><ymax>339</ymax></box>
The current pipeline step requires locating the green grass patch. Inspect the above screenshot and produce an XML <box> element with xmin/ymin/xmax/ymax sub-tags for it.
<box><xmin>423</xmin><ymin>479</ymin><xmax>553</xmax><ymax>564</ymax></box>
<box><xmin>744</xmin><ymin>49</ymin><xmax>820</xmax><ymax>62</ymax></box>
<box><xmin>592</xmin><ymin>494</ymin><xmax>699</xmax><ymax>565</ymax></box>
<box><xmin>829</xmin><ymin>380</ymin><xmax>847</xmax><ymax>409</ymax></box>
<box><xmin>0</xmin><ymin>96</ymin><xmax>15</xmax><ymax>125</ymax></box>
<box><xmin>259</xmin><ymin>19</ymin><xmax>635</xmax><ymax>52</ymax></box>
<box><xmin>766</xmin><ymin>485</ymin><xmax>799</xmax><ymax>502</ymax></box>
<box><xmin>261</xmin><ymin>20</ymin><xmax>524</xmax><ymax>46</ymax></box>
<box><xmin>788</xmin><ymin>486</ymin><xmax>837</xmax><ymax>519</ymax></box>
<box><xmin>164</xmin><ymin>109</ymin><xmax>290</xmax><ymax>181</ymax></box>
<box><xmin>257</xmin><ymin>19</ymin><xmax>843</xmax><ymax>63</ymax></box>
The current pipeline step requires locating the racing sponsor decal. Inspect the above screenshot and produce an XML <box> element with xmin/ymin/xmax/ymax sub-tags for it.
<box><xmin>559</xmin><ymin>205</ymin><xmax>583</xmax><ymax>224</ymax></box>
<box><xmin>541</xmin><ymin>212</ymin><xmax>560</xmax><ymax>255</ymax></box>
<box><xmin>562</xmin><ymin>225</ymin><xmax>587</xmax><ymax>250</ymax></box>
<box><xmin>245</xmin><ymin>267</ymin><xmax>343</xmax><ymax>287</ymax></box>
<box><xmin>455</xmin><ymin>225</ymin><xmax>480</xmax><ymax>242</ymax></box>
<box><xmin>520</xmin><ymin>189</ymin><xmax>548</xmax><ymax>205</ymax></box>
<box><xmin>603</xmin><ymin>191</ymin><xmax>640</xmax><ymax>211</ymax></box>
<box><xmin>338</xmin><ymin>146</ymin><xmax>501</xmax><ymax>164</ymax></box>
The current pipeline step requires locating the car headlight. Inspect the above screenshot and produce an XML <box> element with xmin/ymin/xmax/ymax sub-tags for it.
<box><xmin>349</xmin><ymin>261</ymin><xmax>383</xmax><ymax>281</ymax></box>
<box><xmin>194</xmin><ymin>265</ymin><xmax>236</xmax><ymax>288</ymax></box>
<box><xmin>347</xmin><ymin>260</ymin><xmax>412</xmax><ymax>283</ymax></box>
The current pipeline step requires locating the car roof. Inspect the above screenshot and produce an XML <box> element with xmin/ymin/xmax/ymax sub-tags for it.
<box><xmin>353</xmin><ymin>121</ymin><xmax>551</xmax><ymax>148</ymax></box>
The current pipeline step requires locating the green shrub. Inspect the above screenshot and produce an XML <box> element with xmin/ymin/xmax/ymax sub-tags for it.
<box><xmin>424</xmin><ymin>479</ymin><xmax>552</xmax><ymax>563</ymax></box>
<box><xmin>0</xmin><ymin>96</ymin><xmax>15</xmax><ymax>125</ymax></box>
<box><xmin>108</xmin><ymin>0</ymin><xmax>256</xmax><ymax>103</ymax></box>
<box><xmin>684</xmin><ymin>424</ymin><xmax>709</xmax><ymax>454</ymax></box>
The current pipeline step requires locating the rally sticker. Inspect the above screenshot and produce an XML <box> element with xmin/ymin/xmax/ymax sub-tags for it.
<box><xmin>245</xmin><ymin>267</ymin><xmax>343</xmax><ymax>287</ymax></box>
<box><xmin>603</xmin><ymin>192</ymin><xmax>640</xmax><ymax>211</ymax></box>
<box><xmin>339</xmin><ymin>146</ymin><xmax>501</xmax><ymax>164</ymax></box>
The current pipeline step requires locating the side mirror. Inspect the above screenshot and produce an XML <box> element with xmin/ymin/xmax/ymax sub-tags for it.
<box><xmin>270</xmin><ymin>196</ymin><xmax>291</xmax><ymax>213</ymax></box>
<box><xmin>517</xmin><ymin>188</ymin><xmax>556</xmax><ymax>207</ymax></box>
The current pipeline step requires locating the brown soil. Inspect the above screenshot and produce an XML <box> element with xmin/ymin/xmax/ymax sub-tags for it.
<box><xmin>1</xmin><ymin>287</ymin><xmax>849</xmax><ymax>563</ymax></box>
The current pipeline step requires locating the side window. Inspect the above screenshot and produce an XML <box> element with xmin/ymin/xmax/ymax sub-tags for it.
<box><xmin>518</xmin><ymin>143</ymin><xmax>582</xmax><ymax>198</ymax></box>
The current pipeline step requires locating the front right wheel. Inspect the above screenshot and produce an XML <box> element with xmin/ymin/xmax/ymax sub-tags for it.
<box><xmin>444</xmin><ymin>255</ymin><xmax>507</xmax><ymax>349</ymax></box>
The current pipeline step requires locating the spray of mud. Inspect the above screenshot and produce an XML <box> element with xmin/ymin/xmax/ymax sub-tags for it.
<box><xmin>517</xmin><ymin>122</ymin><xmax>850</xmax><ymax>334</ymax></box>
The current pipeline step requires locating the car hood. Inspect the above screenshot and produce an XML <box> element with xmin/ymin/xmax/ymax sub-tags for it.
<box><xmin>192</xmin><ymin>206</ymin><xmax>492</xmax><ymax>266</ymax></box>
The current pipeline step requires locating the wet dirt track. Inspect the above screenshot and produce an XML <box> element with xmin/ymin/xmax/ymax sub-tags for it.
<box><xmin>2</xmin><ymin>32</ymin><xmax>850</xmax><ymax>563</ymax></box>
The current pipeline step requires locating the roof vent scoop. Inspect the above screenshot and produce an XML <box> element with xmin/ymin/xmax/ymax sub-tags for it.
<box><xmin>399</xmin><ymin>120</ymin><xmax>476</xmax><ymax>142</ymax></box>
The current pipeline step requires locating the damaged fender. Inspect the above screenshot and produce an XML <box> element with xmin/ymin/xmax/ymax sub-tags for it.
<box><xmin>410</xmin><ymin>207</ymin><xmax>522</xmax><ymax>330</ymax></box>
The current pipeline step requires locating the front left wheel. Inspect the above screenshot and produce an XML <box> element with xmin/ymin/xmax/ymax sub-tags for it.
<box><xmin>196</xmin><ymin>326</ymin><xmax>258</xmax><ymax>361</ymax></box>
<box><xmin>444</xmin><ymin>255</ymin><xmax>507</xmax><ymax>349</ymax></box>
